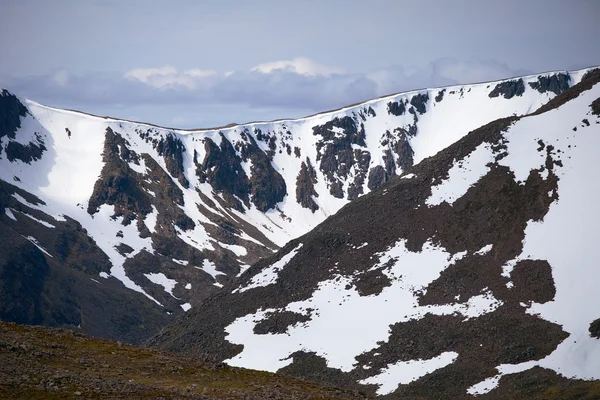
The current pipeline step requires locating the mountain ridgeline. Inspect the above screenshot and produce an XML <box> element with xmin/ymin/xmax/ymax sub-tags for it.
<box><xmin>0</xmin><ymin>66</ymin><xmax>596</xmax><ymax>364</ymax></box>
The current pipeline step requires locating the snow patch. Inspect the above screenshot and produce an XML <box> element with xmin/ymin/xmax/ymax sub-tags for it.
<box><xmin>224</xmin><ymin>240</ymin><xmax>501</xmax><ymax>373</ymax></box>
<box><xmin>197</xmin><ymin>259</ymin><xmax>225</xmax><ymax>280</ymax></box>
<box><xmin>145</xmin><ymin>272</ymin><xmax>179</xmax><ymax>298</ymax></box>
<box><xmin>359</xmin><ymin>352</ymin><xmax>459</xmax><ymax>395</ymax></box>
<box><xmin>234</xmin><ymin>244</ymin><xmax>303</xmax><ymax>293</ymax></box>
<box><xmin>426</xmin><ymin>143</ymin><xmax>496</xmax><ymax>206</ymax></box>
<box><xmin>474</xmin><ymin>244</ymin><xmax>493</xmax><ymax>255</ymax></box>
<box><xmin>19</xmin><ymin>211</ymin><xmax>56</xmax><ymax>228</ymax></box>
<box><xmin>22</xmin><ymin>235</ymin><xmax>53</xmax><ymax>257</ymax></box>
<box><xmin>4</xmin><ymin>208</ymin><xmax>16</xmax><ymax>221</ymax></box>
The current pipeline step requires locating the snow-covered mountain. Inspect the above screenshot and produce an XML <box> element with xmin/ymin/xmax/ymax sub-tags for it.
<box><xmin>150</xmin><ymin>68</ymin><xmax>600</xmax><ymax>398</ymax></box>
<box><xmin>0</xmin><ymin>68</ymin><xmax>591</xmax><ymax>343</ymax></box>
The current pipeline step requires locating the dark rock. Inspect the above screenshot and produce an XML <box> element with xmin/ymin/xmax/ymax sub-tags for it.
<box><xmin>392</xmin><ymin>128</ymin><xmax>414</xmax><ymax>169</ymax></box>
<box><xmin>5</xmin><ymin>132</ymin><xmax>46</xmax><ymax>163</ymax></box>
<box><xmin>115</xmin><ymin>243</ymin><xmax>134</xmax><ymax>256</ymax></box>
<box><xmin>239</xmin><ymin>134</ymin><xmax>287</xmax><ymax>212</ymax></box>
<box><xmin>591</xmin><ymin>97</ymin><xmax>600</xmax><ymax>116</ymax></box>
<box><xmin>410</xmin><ymin>93</ymin><xmax>429</xmax><ymax>114</ymax></box>
<box><xmin>313</xmin><ymin>117</ymin><xmax>366</xmax><ymax>198</ymax></box>
<box><xmin>87</xmin><ymin>128</ymin><xmax>153</xmax><ymax>225</ymax></box>
<box><xmin>347</xmin><ymin>150</ymin><xmax>371</xmax><ymax>201</ymax></box>
<box><xmin>0</xmin><ymin>226</ymin><xmax>49</xmax><ymax>325</ymax></box>
<box><xmin>528</xmin><ymin>73</ymin><xmax>571</xmax><ymax>95</ymax></box>
<box><xmin>590</xmin><ymin>318</ymin><xmax>600</xmax><ymax>339</ymax></box>
<box><xmin>489</xmin><ymin>79</ymin><xmax>526</xmax><ymax>99</ymax></box>
<box><xmin>196</xmin><ymin>134</ymin><xmax>250</xmax><ymax>212</ymax></box>
<box><xmin>155</xmin><ymin>134</ymin><xmax>189</xmax><ymax>188</ymax></box>
<box><xmin>0</xmin><ymin>89</ymin><xmax>28</xmax><ymax>151</ymax></box>
<box><xmin>435</xmin><ymin>89</ymin><xmax>446</xmax><ymax>102</ymax></box>
<box><xmin>367</xmin><ymin>165</ymin><xmax>388</xmax><ymax>191</ymax></box>
<box><xmin>296</xmin><ymin>158</ymin><xmax>319</xmax><ymax>212</ymax></box>
<box><xmin>387</xmin><ymin>100</ymin><xmax>406</xmax><ymax>116</ymax></box>
<box><xmin>253</xmin><ymin>310</ymin><xmax>312</xmax><ymax>335</ymax></box>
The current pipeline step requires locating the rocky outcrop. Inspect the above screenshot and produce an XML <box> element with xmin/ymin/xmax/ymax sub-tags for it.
<box><xmin>5</xmin><ymin>133</ymin><xmax>46</xmax><ymax>164</ymax></box>
<box><xmin>155</xmin><ymin>134</ymin><xmax>189</xmax><ymax>188</ymax></box>
<box><xmin>0</xmin><ymin>90</ymin><xmax>46</xmax><ymax>163</ymax></box>
<box><xmin>409</xmin><ymin>93</ymin><xmax>429</xmax><ymax>114</ymax></box>
<box><xmin>0</xmin><ymin>89</ymin><xmax>27</xmax><ymax>143</ymax></box>
<box><xmin>387</xmin><ymin>99</ymin><xmax>407</xmax><ymax>116</ymax></box>
<box><xmin>435</xmin><ymin>89</ymin><xmax>446</xmax><ymax>102</ymax></box>
<box><xmin>367</xmin><ymin>165</ymin><xmax>388</xmax><ymax>191</ymax></box>
<box><xmin>529</xmin><ymin>73</ymin><xmax>571</xmax><ymax>95</ymax></box>
<box><xmin>296</xmin><ymin>158</ymin><xmax>319</xmax><ymax>212</ymax></box>
<box><xmin>238</xmin><ymin>134</ymin><xmax>287</xmax><ymax>212</ymax></box>
<box><xmin>88</xmin><ymin>128</ymin><xmax>153</xmax><ymax>225</ymax></box>
<box><xmin>489</xmin><ymin>79</ymin><xmax>526</xmax><ymax>99</ymax></box>
<box><xmin>196</xmin><ymin>134</ymin><xmax>250</xmax><ymax>211</ymax></box>
<box><xmin>591</xmin><ymin>97</ymin><xmax>600</xmax><ymax>116</ymax></box>
<box><xmin>313</xmin><ymin>117</ymin><xmax>367</xmax><ymax>199</ymax></box>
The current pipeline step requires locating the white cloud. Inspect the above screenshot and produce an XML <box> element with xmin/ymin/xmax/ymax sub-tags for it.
<box><xmin>251</xmin><ymin>57</ymin><xmax>344</xmax><ymax>77</ymax></box>
<box><xmin>124</xmin><ymin>65</ymin><xmax>217</xmax><ymax>89</ymax></box>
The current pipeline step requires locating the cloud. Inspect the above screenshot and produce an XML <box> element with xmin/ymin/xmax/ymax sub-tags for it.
<box><xmin>0</xmin><ymin>57</ymin><xmax>533</xmax><ymax>127</ymax></box>
<box><xmin>124</xmin><ymin>66</ymin><xmax>217</xmax><ymax>89</ymax></box>
<box><xmin>250</xmin><ymin>57</ymin><xmax>344</xmax><ymax>77</ymax></box>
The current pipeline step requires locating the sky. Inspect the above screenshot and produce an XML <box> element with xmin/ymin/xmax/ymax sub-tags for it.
<box><xmin>1</xmin><ymin>0</ymin><xmax>599</xmax><ymax>129</ymax></box>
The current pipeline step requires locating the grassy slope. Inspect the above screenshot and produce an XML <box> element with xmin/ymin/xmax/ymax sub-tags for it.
<box><xmin>0</xmin><ymin>321</ymin><xmax>365</xmax><ymax>400</ymax></box>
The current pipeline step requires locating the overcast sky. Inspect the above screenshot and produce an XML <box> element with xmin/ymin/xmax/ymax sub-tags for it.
<box><xmin>1</xmin><ymin>0</ymin><xmax>599</xmax><ymax>128</ymax></box>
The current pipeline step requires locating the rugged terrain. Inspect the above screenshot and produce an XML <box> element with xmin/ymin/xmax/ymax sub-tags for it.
<box><xmin>0</xmin><ymin>320</ymin><xmax>365</xmax><ymax>399</ymax></box>
<box><xmin>150</xmin><ymin>68</ymin><xmax>600</xmax><ymax>399</ymax></box>
<box><xmin>1</xmin><ymin>69</ymin><xmax>586</xmax><ymax>343</ymax></box>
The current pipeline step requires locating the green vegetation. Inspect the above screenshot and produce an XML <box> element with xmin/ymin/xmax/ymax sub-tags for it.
<box><xmin>0</xmin><ymin>321</ymin><xmax>361</xmax><ymax>399</ymax></box>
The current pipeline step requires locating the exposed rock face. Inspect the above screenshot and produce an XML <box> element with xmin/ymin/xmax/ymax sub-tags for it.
<box><xmin>0</xmin><ymin>90</ymin><xmax>46</xmax><ymax>163</ymax></box>
<box><xmin>237</xmin><ymin>133</ymin><xmax>287</xmax><ymax>212</ymax></box>
<box><xmin>591</xmin><ymin>97</ymin><xmax>600</xmax><ymax>116</ymax></box>
<box><xmin>590</xmin><ymin>319</ymin><xmax>600</xmax><ymax>339</ymax></box>
<box><xmin>489</xmin><ymin>78</ymin><xmax>526</xmax><ymax>99</ymax></box>
<box><xmin>435</xmin><ymin>89</ymin><xmax>446</xmax><ymax>102</ymax></box>
<box><xmin>155</xmin><ymin>134</ymin><xmax>190</xmax><ymax>188</ymax></box>
<box><xmin>5</xmin><ymin>133</ymin><xmax>46</xmax><ymax>163</ymax></box>
<box><xmin>387</xmin><ymin>99</ymin><xmax>407</xmax><ymax>116</ymax></box>
<box><xmin>529</xmin><ymin>73</ymin><xmax>571</xmax><ymax>95</ymax></box>
<box><xmin>313</xmin><ymin>116</ymin><xmax>366</xmax><ymax>199</ymax></box>
<box><xmin>296</xmin><ymin>158</ymin><xmax>319</xmax><ymax>212</ymax></box>
<box><xmin>196</xmin><ymin>134</ymin><xmax>250</xmax><ymax>211</ymax></box>
<box><xmin>410</xmin><ymin>93</ymin><xmax>429</xmax><ymax>114</ymax></box>
<box><xmin>367</xmin><ymin>165</ymin><xmax>388</xmax><ymax>191</ymax></box>
<box><xmin>88</xmin><ymin>128</ymin><xmax>153</xmax><ymax>225</ymax></box>
<box><xmin>0</xmin><ymin>89</ymin><xmax>27</xmax><ymax>143</ymax></box>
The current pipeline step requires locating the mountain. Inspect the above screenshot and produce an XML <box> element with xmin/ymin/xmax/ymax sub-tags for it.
<box><xmin>149</xmin><ymin>68</ymin><xmax>600</xmax><ymax>399</ymax></box>
<box><xmin>0</xmin><ymin>68</ymin><xmax>590</xmax><ymax>345</ymax></box>
<box><xmin>0</xmin><ymin>320</ymin><xmax>365</xmax><ymax>400</ymax></box>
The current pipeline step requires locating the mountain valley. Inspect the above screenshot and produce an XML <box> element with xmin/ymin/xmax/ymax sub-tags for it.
<box><xmin>1</xmin><ymin>66</ymin><xmax>600</xmax><ymax>398</ymax></box>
